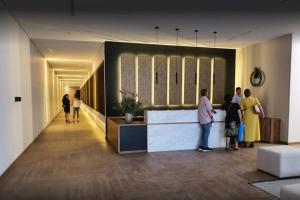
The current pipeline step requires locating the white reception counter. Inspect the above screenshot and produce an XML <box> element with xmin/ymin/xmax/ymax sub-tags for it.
<box><xmin>145</xmin><ymin>109</ymin><xmax>226</xmax><ymax>152</ymax></box>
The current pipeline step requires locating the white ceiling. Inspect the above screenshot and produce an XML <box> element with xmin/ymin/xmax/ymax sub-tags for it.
<box><xmin>13</xmin><ymin>12</ymin><xmax>300</xmax><ymax>48</ymax></box>
<box><xmin>3</xmin><ymin>0</ymin><xmax>300</xmax><ymax>86</ymax></box>
<box><xmin>34</xmin><ymin>39</ymin><xmax>102</xmax><ymax>60</ymax></box>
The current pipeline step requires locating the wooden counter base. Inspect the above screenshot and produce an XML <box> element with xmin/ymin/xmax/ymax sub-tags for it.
<box><xmin>107</xmin><ymin>118</ymin><xmax>147</xmax><ymax>153</ymax></box>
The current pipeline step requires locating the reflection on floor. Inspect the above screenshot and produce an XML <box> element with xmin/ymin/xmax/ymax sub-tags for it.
<box><xmin>0</xmin><ymin>110</ymin><xmax>278</xmax><ymax>200</ymax></box>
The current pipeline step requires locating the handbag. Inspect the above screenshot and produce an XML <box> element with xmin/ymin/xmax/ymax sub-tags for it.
<box><xmin>238</xmin><ymin>124</ymin><xmax>245</xmax><ymax>143</ymax></box>
<box><xmin>253</xmin><ymin>104</ymin><xmax>260</xmax><ymax>114</ymax></box>
<box><xmin>252</xmin><ymin>97</ymin><xmax>261</xmax><ymax>114</ymax></box>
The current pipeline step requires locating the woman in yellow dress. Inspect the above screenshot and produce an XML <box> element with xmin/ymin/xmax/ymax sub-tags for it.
<box><xmin>240</xmin><ymin>89</ymin><xmax>265</xmax><ymax>147</ymax></box>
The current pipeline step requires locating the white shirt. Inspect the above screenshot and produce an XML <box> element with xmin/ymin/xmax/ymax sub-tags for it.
<box><xmin>73</xmin><ymin>99</ymin><xmax>81</xmax><ymax>108</ymax></box>
<box><xmin>232</xmin><ymin>95</ymin><xmax>243</xmax><ymax>105</ymax></box>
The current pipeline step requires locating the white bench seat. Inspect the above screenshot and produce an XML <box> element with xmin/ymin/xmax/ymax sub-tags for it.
<box><xmin>257</xmin><ymin>146</ymin><xmax>300</xmax><ymax>178</ymax></box>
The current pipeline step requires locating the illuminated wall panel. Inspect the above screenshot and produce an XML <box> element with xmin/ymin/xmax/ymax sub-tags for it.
<box><xmin>184</xmin><ymin>56</ymin><xmax>197</xmax><ymax>105</ymax></box>
<box><xmin>213</xmin><ymin>58</ymin><xmax>226</xmax><ymax>104</ymax></box>
<box><xmin>138</xmin><ymin>55</ymin><xmax>152</xmax><ymax>105</ymax></box>
<box><xmin>154</xmin><ymin>55</ymin><xmax>167</xmax><ymax>105</ymax></box>
<box><xmin>120</xmin><ymin>53</ymin><xmax>135</xmax><ymax>93</ymax></box>
<box><xmin>89</xmin><ymin>75</ymin><xmax>94</xmax><ymax>108</ymax></box>
<box><xmin>169</xmin><ymin>56</ymin><xmax>182</xmax><ymax>105</ymax></box>
<box><xmin>199</xmin><ymin>57</ymin><xmax>212</xmax><ymax>100</ymax></box>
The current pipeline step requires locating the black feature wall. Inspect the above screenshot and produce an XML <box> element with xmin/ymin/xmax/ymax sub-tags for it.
<box><xmin>105</xmin><ymin>41</ymin><xmax>236</xmax><ymax>117</ymax></box>
<box><xmin>80</xmin><ymin>62</ymin><xmax>105</xmax><ymax>115</ymax></box>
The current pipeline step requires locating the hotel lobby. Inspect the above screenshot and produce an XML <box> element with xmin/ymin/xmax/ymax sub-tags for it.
<box><xmin>1</xmin><ymin>0</ymin><xmax>300</xmax><ymax>199</ymax></box>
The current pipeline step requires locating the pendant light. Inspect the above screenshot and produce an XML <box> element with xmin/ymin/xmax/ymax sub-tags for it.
<box><xmin>211</xmin><ymin>31</ymin><xmax>217</xmax><ymax>103</ymax></box>
<box><xmin>213</xmin><ymin>31</ymin><xmax>217</xmax><ymax>48</ymax></box>
<box><xmin>175</xmin><ymin>28</ymin><xmax>180</xmax><ymax>85</ymax></box>
<box><xmin>194</xmin><ymin>29</ymin><xmax>199</xmax><ymax>47</ymax></box>
<box><xmin>155</xmin><ymin>26</ymin><xmax>159</xmax><ymax>45</ymax></box>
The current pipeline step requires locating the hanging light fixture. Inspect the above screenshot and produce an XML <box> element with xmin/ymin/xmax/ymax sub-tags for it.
<box><xmin>195</xmin><ymin>29</ymin><xmax>199</xmax><ymax>47</ymax></box>
<box><xmin>195</xmin><ymin>29</ymin><xmax>200</xmax><ymax>104</ymax></box>
<box><xmin>213</xmin><ymin>31</ymin><xmax>217</xmax><ymax>48</ymax></box>
<box><xmin>152</xmin><ymin>26</ymin><xmax>160</xmax><ymax>105</ymax></box>
<box><xmin>70</xmin><ymin>0</ymin><xmax>75</xmax><ymax>16</ymax></box>
<box><xmin>175</xmin><ymin>28</ymin><xmax>180</xmax><ymax>85</ymax></box>
<box><xmin>155</xmin><ymin>26</ymin><xmax>159</xmax><ymax>45</ymax></box>
<box><xmin>210</xmin><ymin>31</ymin><xmax>217</xmax><ymax>103</ymax></box>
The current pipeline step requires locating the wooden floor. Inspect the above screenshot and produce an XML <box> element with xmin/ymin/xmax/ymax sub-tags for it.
<box><xmin>0</xmin><ymin>110</ymin><xmax>279</xmax><ymax>200</ymax></box>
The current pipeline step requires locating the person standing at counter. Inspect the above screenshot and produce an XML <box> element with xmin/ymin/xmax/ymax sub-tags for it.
<box><xmin>198</xmin><ymin>89</ymin><xmax>216</xmax><ymax>152</ymax></box>
<box><xmin>223</xmin><ymin>94</ymin><xmax>243</xmax><ymax>151</ymax></box>
<box><xmin>232</xmin><ymin>87</ymin><xmax>243</xmax><ymax>105</ymax></box>
<box><xmin>240</xmin><ymin>89</ymin><xmax>265</xmax><ymax>148</ymax></box>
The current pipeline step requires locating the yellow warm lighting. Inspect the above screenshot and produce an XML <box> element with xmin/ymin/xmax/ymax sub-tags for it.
<box><xmin>45</xmin><ymin>58</ymin><xmax>91</xmax><ymax>62</ymax></box>
<box><xmin>44</xmin><ymin>59</ymin><xmax>50</xmax><ymax>122</ymax></box>
<box><xmin>59</xmin><ymin>78</ymin><xmax>83</xmax><ymax>81</ymax></box>
<box><xmin>181</xmin><ymin>57</ymin><xmax>185</xmax><ymax>105</ymax></box>
<box><xmin>151</xmin><ymin>56</ymin><xmax>155</xmax><ymax>105</ymax></box>
<box><xmin>210</xmin><ymin>58</ymin><xmax>214</xmax><ymax>103</ymax></box>
<box><xmin>53</xmin><ymin>69</ymin><xmax>88</xmax><ymax>72</ymax></box>
<box><xmin>135</xmin><ymin>56</ymin><xmax>139</xmax><ymax>101</ymax></box>
<box><xmin>94</xmin><ymin>74</ymin><xmax>97</xmax><ymax>109</ymax></box>
<box><xmin>61</xmin><ymin>81</ymin><xmax>81</xmax><ymax>83</ymax></box>
<box><xmin>167</xmin><ymin>57</ymin><xmax>170</xmax><ymax>105</ymax></box>
<box><xmin>196</xmin><ymin>58</ymin><xmax>200</xmax><ymax>105</ymax></box>
<box><xmin>56</xmin><ymin>75</ymin><xmax>84</xmax><ymax>77</ymax></box>
<box><xmin>118</xmin><ymin>56</ymin><xmax>122</xmax><ymax>102</ymax></box>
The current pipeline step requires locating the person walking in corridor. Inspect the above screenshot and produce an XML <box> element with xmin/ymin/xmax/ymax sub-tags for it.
<box><xmin>198</xmin><ymin>89</ymin><xmax>216</xmax><ymax>152</ymax></box>
<box><xmin>73</xmin><ymin>93</ymin><xmax>81</xmax><ymax>123</ymax></box>
<box><xmin>62</xmin><ymin>94</ymin><xmax>71</xmax><ymax>123</ymax></box>
<box><xmin>240</xmin><ymin>89</ymin><xmax>265</xmax><ymax>148</ymax></box>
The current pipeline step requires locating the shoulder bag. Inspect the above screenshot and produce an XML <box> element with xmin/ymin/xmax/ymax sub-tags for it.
<box><xmin>253</xmin><ymin>97</ymin><xmax>260</xmax><ymax>114</ymax></box>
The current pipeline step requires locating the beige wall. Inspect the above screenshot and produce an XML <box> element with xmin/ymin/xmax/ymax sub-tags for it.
<box><xmin>0</xmin><ymin>8</ymin><xmax>34</xmax><ymax>175</ymax></box>
<box><xmin>31</xmin><ymin>46</ymin><xmax>61</xmax><ymax>138</ymax></box>
<box><xmin>0</xmin><ymin>3</ymin><xmax>61</xmax><ymax>175</ymax></box>
<box><xmin>288</xmin><ymin>32</ymin><xmax>300</xmax><ymax>143</ymax></box>
<box><xmin>236</xmin><ymin>34</ymin><xmax>292</xmax><ymax>143</ymax></box>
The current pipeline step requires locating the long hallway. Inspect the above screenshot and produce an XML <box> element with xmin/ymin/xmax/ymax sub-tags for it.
<box><xmin>0</xmin><ymin>110</ymin><xmax>276</xmax><ymax>200</ymax></box>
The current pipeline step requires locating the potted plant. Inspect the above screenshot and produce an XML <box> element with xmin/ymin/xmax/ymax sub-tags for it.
<box><xmin>115</xmin><ymin>90</ymin><xmax>142</xmax><ymax>123</ymax></box>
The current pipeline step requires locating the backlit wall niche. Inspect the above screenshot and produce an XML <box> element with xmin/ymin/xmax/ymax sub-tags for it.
<box><xmin>169</xmin><ymin>56</ymin><xmax>182</xmax><ymax>105</ymax></box>
<box><xmin>119</xmin><ymin>53</ymin><xmax>226</xmax><ymax>106</ymax></box>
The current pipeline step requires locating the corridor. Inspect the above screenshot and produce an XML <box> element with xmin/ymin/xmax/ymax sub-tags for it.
<box><xmin>0</xmin><ymin>110</ymin><xmax>277</xmax><ymax>200</ymax></box>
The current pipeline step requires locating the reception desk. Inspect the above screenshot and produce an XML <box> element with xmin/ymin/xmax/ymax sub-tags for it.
<box><xmin>107</xmin><ymin>109</ymin><xmax>226</xmax><ymax>153</ymax></box>
<box><xmin>145</xmin><ymin>109</ymin><xmax>226</xmax><ymax>152</ymax></box>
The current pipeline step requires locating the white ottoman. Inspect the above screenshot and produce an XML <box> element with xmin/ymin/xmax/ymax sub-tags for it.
<box><xmin>280</xmin><ymin>183</ymin><xmax>300</xmax><ymax>200</ymax></box>
<box><xmin>257</xmin><ymin>146</ymin><xmax>300</xmax><ymax>178</ymax></box>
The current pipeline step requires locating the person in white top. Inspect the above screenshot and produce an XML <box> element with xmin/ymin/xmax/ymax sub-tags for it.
<box><xmin>73</xmin><ymin>93</ymin><xmax>81</xmax><ymax>123</ymax></box>
<box><xmin>232</xmin><ymin>87</ymin><xmax>243</xmax><ymax>105</ymax></box>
